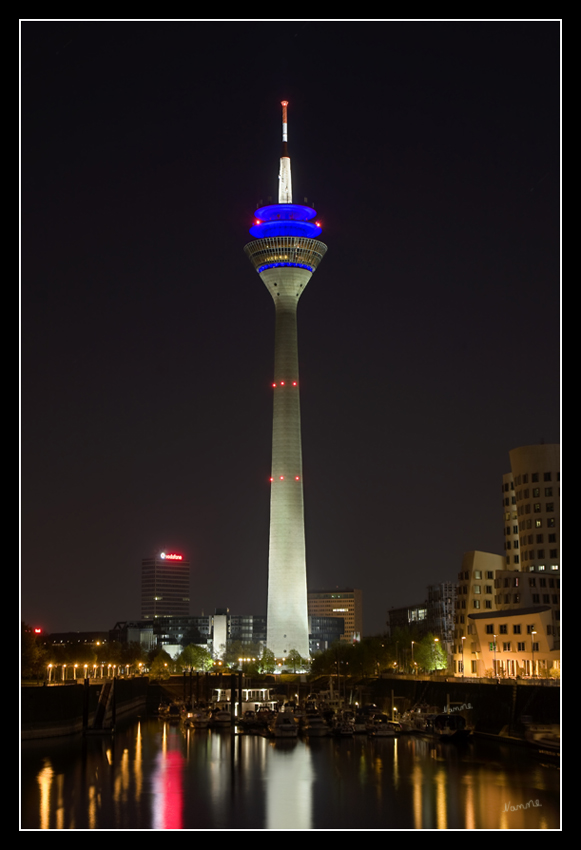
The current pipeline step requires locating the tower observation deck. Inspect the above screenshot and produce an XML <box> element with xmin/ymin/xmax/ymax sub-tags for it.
<box><xmin>244</xmin><ymin>102</ymin><xmax>327</xmax><ymax>661</ymax></box>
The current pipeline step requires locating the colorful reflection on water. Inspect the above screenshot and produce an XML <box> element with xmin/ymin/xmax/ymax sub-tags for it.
<box><xmin>21</xmin><ymin>719</ymin><xmax>560</xmax><ymax>829</ymax></box>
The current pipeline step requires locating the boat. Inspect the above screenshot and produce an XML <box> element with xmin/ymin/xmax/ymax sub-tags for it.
<box><xmin>431</xmin><ymin>713</ymin><xmax>473</xmax><ymax>741</ymax></box>
<box><xmin>190</xmin><ymin>709</ymin><xmax>211</xmax><ymax>729</ymax></box>
<box><xmin>238</xmin><ymin>710</ymin><xmax>262</xmax><ymax>732</ymax></box>
<box><xmin>400</xmin><ymin>704</ymin><xmax>440</xmax><ymax>733</ymax></box>
<box><xmin>367</xmin><ymin>713</ymin><xmax>397</xmax><ymax>737</ymax></box>
<box><xmin>330</xmin><ymin>712</ymin><xmax>355</xmax><ymax>737</ymax></box>
<box><xmin>211</xmin><ymin>708</ymin><xmax>232</xmax><ymax>727</ymax></box>
<box><xmin>301</xmin><ymin>712</ymin><xmax>330</xmax><ymax>737</ymax></box>
<box><xmin>268</xmin><ymin>710</ymin><xmax>299</xmax><ymax>738</ymax></box>
<box><xmin>524</xmin><ymin>723</ymin><xmax>560</xmax><ymax>757</ymax></box>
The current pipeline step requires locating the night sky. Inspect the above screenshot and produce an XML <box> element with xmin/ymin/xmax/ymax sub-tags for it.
<box><xmin>22</xmin><ymin>21</ymin><xmax>560</xmax><ymax>637</ymax></box>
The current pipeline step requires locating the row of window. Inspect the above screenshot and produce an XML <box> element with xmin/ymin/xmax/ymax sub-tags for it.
<box><xmin>512</xmin><ymin>472</ymin><xmax>557</xmax><ymax>486</ymax></box>
<box><xmin>488</xmin><ymin>623</ymin><xmax>537</xmax><ymax>635</ymax></box>
<box><xmin>516</xmin><ymin>487</ymin><xmax>555</xmax><ymax>499</ymax></box>
<box><xmin>518</xmin><ymin>502</ymin><xmax>555</xmax><ymax>515</ymax></box>
<box><xmin>458</xmin><ymin>570</ymin><xmax>495</xmax><ymax>581</ymax></box>
<box><xmin>519</xmin><ymin>517</ymin><xmax>557</xmax><ymax>529</ymax></box>
<box><xmin>519</xmin><ymin>548</ymin><xmax>559</xmax><ymax>558</ymax></box>
<box><xmin>458</xmin><ymin>584</ymin><xmax>494</xmax><ymax>595</ymax></box>
<box><xmin>529</xmin><ymin>577</ymin><xmax>559</xmax><ymax>588</ymax></box>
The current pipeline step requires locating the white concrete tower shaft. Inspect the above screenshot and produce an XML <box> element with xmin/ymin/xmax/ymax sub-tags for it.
<box><xmin>263</xmin><ymin>265</ymin><xmax>310</xmax><ymax>659</ymax></box>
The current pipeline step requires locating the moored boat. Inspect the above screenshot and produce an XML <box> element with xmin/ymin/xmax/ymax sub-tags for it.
<box><xmin>367</xmin><ymin>713</ymin><xmax>397</xmax><ymax>737</ymax></box>
<box><xmin>268</xmin><ymin>711</ymin><xmax>299</xmax><ymax>738</ymax></box>
<box><xmin>301</xmin><ymin>712</ymin><xmax>329</xmax><ymax>737</ymax></box>
<box><xmin>432</xmin><ymin>713</ymin><xmax>472</xmax><ymax>741</ymax></box>
<box><xmin>211</xmin><ymin>708</ymin><xmax>232</xmax><ymax>727</ymax></box>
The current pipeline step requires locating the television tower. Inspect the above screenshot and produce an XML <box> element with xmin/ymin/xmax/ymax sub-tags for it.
<box><xmin>244</xmin><ymin>102</ymin><xmax>327</xmax><ymax>660</ymax></box>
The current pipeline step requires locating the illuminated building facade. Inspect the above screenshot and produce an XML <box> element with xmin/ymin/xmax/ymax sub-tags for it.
<box><xmin>141</xmin><ymin>551</ymin><xmax>190</xmax><ymax>619</ymax></box>
<box><xmin>308</xmin><ymin>589</ymin><xmax>363</xmax><ymax>642</ymax></box>
<box><xmin>453</xmin><ymin>443</ymin><xmax>561</xmax><ymax>676</ymax></box>
<box><xmin>244</xmin><ymin>102</ymin><xmax>327</xmax><ymax>659</ymax></box>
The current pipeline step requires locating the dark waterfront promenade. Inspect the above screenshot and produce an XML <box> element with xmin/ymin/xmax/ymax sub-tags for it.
<box><xmin>21</xmin><ymin>716</ymin><xmax>560</xmax><ymax>829</ymax></box>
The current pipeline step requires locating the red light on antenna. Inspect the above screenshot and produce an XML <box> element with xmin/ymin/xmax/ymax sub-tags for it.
<box><xmin>295</xmin><ymin>476</ymin><xmax>300</xmax><ymax>480</ymax></box>
<box><xmin>272</xmin><ymin>383</ymin><xmax>276</xmax><ymax>388</ymax></box>
<box><xmin>292</xmin><ymin>381</ymin><xmax>297</xmax><ymax>386</ymax></box>
<box><xmin>280</xmin><ymin>381</ymin><xmax>285</xmax><ymax>386</ymax></box>
<box><xmin>269</xmin><ymin>477</ymin><xmax>274</xmax><ymax>482</ymax></box>
<box><xmin>280</xmin><ymin>476</ymin><xmax>284</xmax><ymax>480</ymax></box>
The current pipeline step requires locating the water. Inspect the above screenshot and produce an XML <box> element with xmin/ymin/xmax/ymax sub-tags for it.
<box><xmin>21</xmin><ymin>718</ymin><xmax>560</xmax><ymax>829</ymax></box>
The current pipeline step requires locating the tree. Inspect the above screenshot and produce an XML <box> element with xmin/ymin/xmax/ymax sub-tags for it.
<box><xmin>259</xmin><ymin>647</ymin><xmax>276</xmax><ymax>674</ymax></box>
<box><xmin>414</xmin><ymin>633</ymin><xmax>447</xmax><ymax>673</ymax></box>
<box><xmin>21</xmin><ymin>623</ymin><xmax>48</xmax><ymax>680</ymax></box>
<box><xmin>177</xmin><ymin>644</ymin><xmax>213</xmax><ymax>672</ymax></box>
<box><xmin>149</xmin><ymin>650</ymin><xmax>173</xmax><ymax>679</ymax></box>
<box><xmin>222</xmin><ymin>640</ymin><xmax>262</xmax><ymax>670</ymax></box>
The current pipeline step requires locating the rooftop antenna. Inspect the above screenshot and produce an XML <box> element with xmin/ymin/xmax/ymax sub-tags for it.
<box><xmin>278</xmin><ymin>101</ymin><xmax>292</xmax><ymax>204</ymax></box>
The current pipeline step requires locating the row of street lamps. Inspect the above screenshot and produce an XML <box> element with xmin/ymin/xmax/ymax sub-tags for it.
<box><xmin>47</xmin><ymin>662</ymin><xmax>144</xmax><ymax>682</ymax></box>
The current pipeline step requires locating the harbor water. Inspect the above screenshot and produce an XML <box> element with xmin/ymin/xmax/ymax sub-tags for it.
<box><xmin>21</xmin><ymin>717</ymin><xmax>560</xmax><ymax>829</ymax></box>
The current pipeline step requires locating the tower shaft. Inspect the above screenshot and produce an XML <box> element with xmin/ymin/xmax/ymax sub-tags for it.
<box><xmin>264</xmin><ymin>269</ymin><xmax>311</xmax><ymax>659</ymax></box>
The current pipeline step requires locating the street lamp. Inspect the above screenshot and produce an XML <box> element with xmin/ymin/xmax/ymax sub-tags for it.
<box><xmin>493</xmin><ymin>634</ymin><xmax>497</xmax><ymax>678</ymax></box>
<box><xmin>531</xmin><ymin>630</ymin><xmax>537</xmax><ymax>678</ymax></box>
<box><xmin>411</xmin><ymin>641</ymin><xmax>415</xmax><ymax>674</ymax></box>
<box><xmin>461</xmin><ymin>636</ymin><xmax>465</xmax><ymax>676</ymax></box>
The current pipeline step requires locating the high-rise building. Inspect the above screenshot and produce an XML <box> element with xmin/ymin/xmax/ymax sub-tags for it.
<box><xmin>508</xmin><ymin>443</ymin><xmax>560</xmax><ymax>577</ymax></box>
<box><xmin>244</xmin><ymin>102</ymin><xmax>327</xmax><ymax>659</ymax></box>
<box><xmin>452</xmin><ymin>443</ymin><xmax>560</xmax><ymax>676</ymax></box>
<box><xmin>141</xmin><ymin>551</ymin><xmax>190</xmax><ymax>619</ymax></box>
<box><xmin>308</xmin><ymin>589</ymin><xmax>363</xmax><ymax>642</ymax></box>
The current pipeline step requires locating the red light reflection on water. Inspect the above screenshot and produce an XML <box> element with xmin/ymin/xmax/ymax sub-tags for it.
<box><xmin>152</xmin><ymin>748</ymin><xmax>184</xmax><ymax>829</ymax></box>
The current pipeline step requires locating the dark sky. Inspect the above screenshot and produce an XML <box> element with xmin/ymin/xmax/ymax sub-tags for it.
<box><xmin>21</xmin><ymin>21</ymin><xmax>561</xmax><ymax>637</ymax></box>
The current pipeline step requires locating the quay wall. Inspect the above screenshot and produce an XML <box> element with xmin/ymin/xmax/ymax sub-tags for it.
<box><xmin>365</xmin><ymin>677</ymin><xmax>560</xmax><ymax>735</ymax></box>
<box><xmin>21</xmin><ymin>677</ymin><xmax>149</xmax><ymax>740</ymax></box>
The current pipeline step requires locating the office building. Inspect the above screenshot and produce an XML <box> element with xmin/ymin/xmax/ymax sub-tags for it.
<box><xmin>308</xmin><ymin>589</ymin><xmax>363</xmax><ymax>642</ymax></box>
<box><xmin>141</xmin><ymin>551</ymin><xmax>190</xmax><ymax>619</ymax></box>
